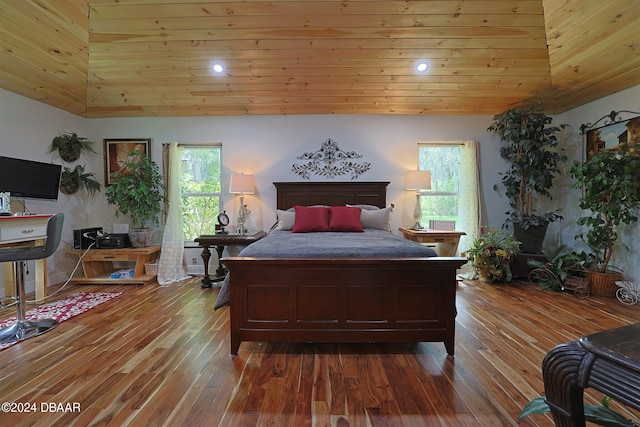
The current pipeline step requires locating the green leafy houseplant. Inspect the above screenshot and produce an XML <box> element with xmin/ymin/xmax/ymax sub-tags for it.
<box><xmin>105</xmin><ymin>152</ymin><xmax>164</xmax><ymax>244</ymax></box>
<box><xmin>59</xmin><ymin>165</ymin><xmax>101</xmax><ymax>197</ymax></box>
<box><xmin>463</xmin><ymin>227</ymin><xmax>520</xmax><ymax>283</ymax></box>
<box><xmin>569</xmin><ymin>151</ymin><xmax>640</xmax><ymax>273</ymax></box>
<box><xmin>487</xmin><ymin>106</ymin><xmax>567</xmax><ymax>252</ymax></box>
<box><xmin>50</xmin><ymin>132</ymin><xmax>96</xmax><ymax>163</ymax></box>
<box><xmin>520</xmin><ymin>396</ymin><xmax>638</xmax><ymax>426</ymax></box>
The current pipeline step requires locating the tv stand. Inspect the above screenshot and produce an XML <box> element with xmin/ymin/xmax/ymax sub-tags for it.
<box><xmin>65</xmin><ymin>246</ymin><xmax>161</xmax><ymax>285</ymax></box>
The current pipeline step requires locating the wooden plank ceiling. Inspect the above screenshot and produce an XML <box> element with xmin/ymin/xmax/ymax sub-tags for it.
<box><xmin>1</xmin><ymin>0</ymin><xmax>638</xmax><ymax>118</ymax></box>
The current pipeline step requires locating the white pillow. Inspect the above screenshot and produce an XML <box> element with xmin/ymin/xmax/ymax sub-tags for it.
<box><xmin>360</xmin><ymin>206</ymin><xmax>393</xmax><ymax>231</ymax></box>
<box><xmin>347</xmin><ymin>204</ymin><xmax>381</xmax><ymax>211</ymax></box>
<box><xmin>277</xmin><ymin>209</ymin><xmax>295</xmax><ymax>230</ymax></box>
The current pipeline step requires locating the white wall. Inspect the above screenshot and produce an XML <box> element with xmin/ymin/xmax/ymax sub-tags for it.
<box><xmin>1</xmin><ymin>85</ymin><xmax>638</xmax><ymax>296</ymax></box>
<box><xmin>87</xmin><ymin>113</ymin><xmax>502</xmax><ymax>231</ymax></box>
<box><xmin>0</xmin><ymin>91</ymin><xmax>89</xmax><ymax>293</ymax></box>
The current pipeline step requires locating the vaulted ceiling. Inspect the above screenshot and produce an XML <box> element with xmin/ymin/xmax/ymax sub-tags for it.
<box><xmin>1</xmin><ymin>0</ymin><xmax>638</xmax><ymax>118</ymax></box>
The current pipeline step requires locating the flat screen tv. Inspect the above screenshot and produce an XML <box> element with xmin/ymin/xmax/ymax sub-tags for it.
<box><xmin>0</xmin><ymin>156</ymin><xmax>62</xmax><ymax>200</ymax></box>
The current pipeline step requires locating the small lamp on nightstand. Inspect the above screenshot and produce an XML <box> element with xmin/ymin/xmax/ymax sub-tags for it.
<box><xmin>405</xmin><ymin>170</ymin><xmax>431</xmax><ymax>230</ymax></box>
<box><xmin>229</xmin><ymin>173</ymin><xmax>255</xmax><ymax>234</ymax></box>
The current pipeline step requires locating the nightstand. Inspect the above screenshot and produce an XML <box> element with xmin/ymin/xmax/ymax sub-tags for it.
<box><xmin>195</xmin><ymin>230</ymin><xmax>267</xmax><ymax>288</ymax></box>
<box><xmin>398</xmin><ymin>227</ymin><xmax>466</xmax><ymax>256</ymax></box>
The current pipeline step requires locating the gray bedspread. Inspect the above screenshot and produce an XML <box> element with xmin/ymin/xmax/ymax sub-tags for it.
<box><xmin>214</xmin><ymin>229</ymin><xmax>438</xmax><ymax>309</ymax></box>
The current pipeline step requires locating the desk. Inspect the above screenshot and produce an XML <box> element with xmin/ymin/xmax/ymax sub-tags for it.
<box><xmin>542</xmin><ymin>323</ymin><xmax>640</xmax><ymax>426</ymax></box>
<box><xmin>398</xmin><ymin>227</ymin><xmax>466</xmax><ymax>257</ymax></box>
<box><xmin>65</xmin><ymin>246</ymin><xmax>161</xmax><ymax>285</ymax></box>
<box><xmin>0</xmin><ymin>215</ymin><xmax>52</xmax><ymax>300</ymax></box>
<box><xmin>195</xmin><ymin>231</ymin><xmax>267</xmax><ymax>288</ymax></box>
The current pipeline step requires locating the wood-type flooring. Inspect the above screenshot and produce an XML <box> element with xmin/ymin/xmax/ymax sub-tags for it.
<box><xmin>0</xmin><ymin>277</ymin><xmax>638</xmax><ymax>426</ymax></box>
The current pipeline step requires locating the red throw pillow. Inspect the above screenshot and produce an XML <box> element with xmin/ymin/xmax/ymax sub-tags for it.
<box><xmin>292</xmin><ymin>206</ymin><xmax>330</xmax><ymax>232</ymax></box>
<box><xmin>329</xmin><ymin>206</ymin><xmax>364</xmax><ymax>232</ymax></box>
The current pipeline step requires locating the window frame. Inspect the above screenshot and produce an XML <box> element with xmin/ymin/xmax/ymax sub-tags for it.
<box><xmin>418</xmin><ymin>142</ymin><xmax>462</xmax><ymax>224</ymax></box>
<box><xmin>179</xmin><ymin>144</ymin><xmax>223</xmax><ymax>242</ymax></box>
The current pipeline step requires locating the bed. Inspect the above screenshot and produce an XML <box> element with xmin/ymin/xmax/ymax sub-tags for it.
<box><xmin>219</xmin><ymin>181</ymin><xmax>467</xmax><ymax>356</ymax></box>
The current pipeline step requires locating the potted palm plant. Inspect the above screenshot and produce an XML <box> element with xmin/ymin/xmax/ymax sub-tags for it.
<box><xmin>488</xmin><ymin>106</ymin><xmax>567</xmax><ymax>253</ymax></box>
<box><xmin>569</xmin><ymin>150</ymin><xmax>640</xmax><ymax>297</ymax></box>
<box><xmin>104</xmin><ymin>151</ymin><xmax>165</xmax><ymax>247</ymax></box>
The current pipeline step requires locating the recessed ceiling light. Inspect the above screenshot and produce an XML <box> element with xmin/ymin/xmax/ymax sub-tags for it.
<box><xmin>416</xmin><ymin>63</ymin><xmax>428</xmax><ymax>72</ymax></box>
<box><xmin>212</xmin><ymin>63</ymin><xmax>224</xmax><ymax>73</ymax></box>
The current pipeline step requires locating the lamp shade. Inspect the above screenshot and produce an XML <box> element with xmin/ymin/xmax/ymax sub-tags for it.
<box><xmin>405</xmin><ymin>170</ymin><xmax>431</xmax><ymax>191</ymax></box>
<box><xmin>229</xmin><ymin>173</ymin><xmax>255</xmax><ymax>194</ymax></box>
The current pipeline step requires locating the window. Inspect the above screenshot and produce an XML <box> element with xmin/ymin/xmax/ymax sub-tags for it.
<box><xmin>419</xmin><ymin>144</ymin><xmax>460</xmax><ymax>223</ymax></box>
<box><xmin>418</xmin><ymin>141</ymin><xmax>479</xmax><ymax>255</ymax></box>
<box><xmin>180</xmin><ymin>146</ymin><xmax>222</xmax><ymax>241</ymax></box>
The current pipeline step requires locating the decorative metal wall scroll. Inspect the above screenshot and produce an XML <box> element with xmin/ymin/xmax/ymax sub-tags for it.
<box><xmin>580</xmin><ymin>109</ymin><xmax>640</xmax><ymax>160</ymax></box>
<box><xmin>291</xmin><ymin>138</ymin><xmax>371</xmax><ymax>180</ymax></box>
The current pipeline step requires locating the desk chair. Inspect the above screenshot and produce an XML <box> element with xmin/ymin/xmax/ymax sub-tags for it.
<box><xmin>0</xmin><ymin>213</ymin><xmax>64</xmax><ymax>344</ymax></box>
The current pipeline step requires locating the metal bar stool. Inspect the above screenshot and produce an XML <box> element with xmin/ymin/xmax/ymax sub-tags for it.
<box><xmin>0</xmin><ymin>213</ymin><xmax>64</xmax><ymax>344</ymax></box>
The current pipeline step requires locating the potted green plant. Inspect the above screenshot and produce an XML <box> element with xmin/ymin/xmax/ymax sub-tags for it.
<box><xmin>59</xmin><ymin>165</ymin><xmax>101</xmax><ymax>196</ymax></box>
<box><xmin>463</xmin><ymin>226</ymin><xmax>520</xmax><ymax>283</ymax></box>
<box><xmin>487</xmin><ymin>106</ymin><xmax>567</xmax><ymax>253</ymax></box>
<box><xmin>569</xmin><ymin>150</ymin><xmax>640</xmax><ymax>297</ymax></box>
<box><xmin>520</xmin><ymin>396</ymin><xmax>635</xmax><ymax>426</ymax></box>
<box><xmin>104</xmin><ymin>151</ymin><xmax>165</xmax><ymax>247</ymax></box>
<box><xmin>50</xmin><ymin>132</ymin><xmax>96</xmax><ymax>163</ymax></box>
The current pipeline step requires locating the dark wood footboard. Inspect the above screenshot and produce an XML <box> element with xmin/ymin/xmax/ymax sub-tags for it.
<box><xmin>222</xmin><ymin>256</ymin><xmax>466</xmax><ymax>356</ymax></box>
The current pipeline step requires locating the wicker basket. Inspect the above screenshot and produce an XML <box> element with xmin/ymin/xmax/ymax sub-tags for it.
<box><xmin>586</xmin><ymin>270</ymin><xmax>622</xmax><ymax>298</ymax></box>
<box><xmin>145</xmin><ymin>262</ymin><xmax>159</xmax><ymax>275</ymax></box>
<box><xmin>564</xmin><ymin>276</ymin><xmax>590</xmax><ymax>298</ymax></box>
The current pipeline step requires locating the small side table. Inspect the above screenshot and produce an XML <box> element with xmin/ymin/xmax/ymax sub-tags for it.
<box><xmin>398</xmin><ymin>227</ymin><xmax>466</xmax><ymax>256</ymax></box>
<box><xmin>195</xmin><ymin>230</ymin><xmax>267</xmax><ymax>288</ymax></box>
<box><xmin>542</xmin><ymin>322</ymin><xmax>640</xmax><ymax>426</ymax></box>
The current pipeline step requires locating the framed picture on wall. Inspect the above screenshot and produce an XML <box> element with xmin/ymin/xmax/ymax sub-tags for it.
<box><xmin>104</xmin><ymin>138</ymin><xmax>151</xmax><ymax>185</ymax></box>
<box><xmin>585</xmin><ymin>115</ymin><xmax>640</xmax><ymax>160</ymax></box>
<box><xmin>0</xmin><ymin>192</ymin><xmax>10</xmax><ymax>214</ymax></box>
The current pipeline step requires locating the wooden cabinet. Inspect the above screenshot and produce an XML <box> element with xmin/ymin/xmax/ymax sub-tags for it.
<box><xmin>65</xmin><ymin>246</ymin><xmax>161</xmax><ymax>285</ymax></box>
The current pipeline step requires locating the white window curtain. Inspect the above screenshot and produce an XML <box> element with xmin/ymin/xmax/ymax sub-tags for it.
<box><xmin>458</xmin><ymin>140</ymin><xmax>481</xmax><ymax>252</ymax></box>
<box><xmin>157</xmin><ymin>142</ymin><xmax>190</xmax><ymax>285</ymax></box>
<box><xmin>458</xmin><ymin>140</ymin><xmax>481</xmax><ymax>279</ymax></box>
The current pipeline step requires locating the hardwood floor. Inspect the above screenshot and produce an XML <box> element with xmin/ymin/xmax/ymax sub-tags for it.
<box><xmin>0</xmin><ymin>277</ymin><xmax>637</xmax><ymax>427</ymax></box>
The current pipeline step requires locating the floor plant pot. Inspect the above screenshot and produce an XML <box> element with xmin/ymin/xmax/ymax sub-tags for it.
<box><xmin>129</xmin><ymin>228</ymin><xmax>152</xmax><ymax>248</ymax></box>
<box><xmin>586</xmin><ymin>270</ymin><xmax>622</xmax><ymax>298</ymax></box>
<box><xmin>513</xmin><ymin>222</ymin><xmax>548</xmax><ymax>254</ymax></box>
<box><xmin>474</xmin><ymin>255</ymin><xmax>499</xmax><ymax>283</ymax></box>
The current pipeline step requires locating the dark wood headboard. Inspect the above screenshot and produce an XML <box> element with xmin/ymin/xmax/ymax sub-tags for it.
<box><xmin>274</xmin><ymin>181</ymin><xmax>389</xmax><ymax>210</ymax></box>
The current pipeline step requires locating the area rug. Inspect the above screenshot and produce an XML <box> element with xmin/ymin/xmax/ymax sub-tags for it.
<box><xmin>0</xmin><ymin>291</ymin><xmax>123</xmax><ymax>351</ymax></box>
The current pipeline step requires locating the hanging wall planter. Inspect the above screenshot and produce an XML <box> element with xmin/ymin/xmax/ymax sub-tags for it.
<box><xmin>59</xmin><ymin>165</ymin><xmax>101</xmax><ymax>196</ymax></box>
<box><xmin>50</xmin><ymin>132</ymin><xmax>96</xmax><ymax>163</ymax></box>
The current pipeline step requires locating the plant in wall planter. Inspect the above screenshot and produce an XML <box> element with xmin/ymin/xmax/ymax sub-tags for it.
<box><xmin>569</xmin><ymin>150</ymin><xmax>640</xmax><ymax>297</ymax></box>
<box><xmin>50</xmin><ymin>132</ymin><xmax>96</xmax><ymax>163</ymax></box>
<box><xmin>104</xmin><ymin>151</ymin><xmax>165</xmax><ymax>247</ymax></box>
<box><xmin>59</xmin><ymin>165</ymin><xmax>101</xmax><ymax>196</ymax></box>
<box><xmin>487</xmin><ymin>105</ymin><xmax>567</xmax><ymax>254</ymax></box>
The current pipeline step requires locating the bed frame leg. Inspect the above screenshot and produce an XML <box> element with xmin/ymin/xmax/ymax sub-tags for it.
<box><xmin>445</xmin><ymin>339</ymin><xmax>455</xmax><ymax>356</ymax></box>
<box><xmin>231</xmin><ymin>338</ymin><xmax>240</xmax><ymax>355</ymax></box>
